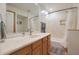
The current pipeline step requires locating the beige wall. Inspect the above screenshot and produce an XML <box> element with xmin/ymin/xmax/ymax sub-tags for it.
<box><xmin>46</xmin><ymin>11</ymin><xmax>67</xmax><ymax>38</ymax></box>
<box><xmin>45</xmin><ymin>4</ymin><xmax>77</xmax><ymax>38</ymax></box>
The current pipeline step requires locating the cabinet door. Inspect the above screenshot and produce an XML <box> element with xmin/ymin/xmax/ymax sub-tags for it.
<box><xmin>32</xmin><ymin>46</ymin><xmax>42</xmax><ymax>55</ymax></box>
<box><xmin>11</xmin><ymin>45</ymin><xmax>31</xmax><ymax>55</ymax></box>
<box><xmin>32</xmin><ymin>40</ymin><xmax>42</xmax><ymax>55</ymax></box>
<box><xmin>47</xmin><ymin>35</ymin><xmax>52</xmax><ymax>54</ymax></box>
<box><xmin>42</xmin><ymin>37</ymin><xmax>48</xmax><ymax>55</ymax></box>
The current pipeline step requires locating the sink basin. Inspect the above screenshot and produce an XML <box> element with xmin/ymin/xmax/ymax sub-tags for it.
<box><xmin>29</xmin><ymin>35</ymin><xmax>40</xmax><ymax>38</ymax></box>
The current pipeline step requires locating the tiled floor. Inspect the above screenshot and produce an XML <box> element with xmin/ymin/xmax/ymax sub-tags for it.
<box><xmin>49</xmin><ymin>41</ymin><xmax>68</xmax><ymax>55</ymax></box>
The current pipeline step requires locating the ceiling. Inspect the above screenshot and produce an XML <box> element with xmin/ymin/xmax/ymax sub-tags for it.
<box><xmin>7</xmin><ymin>3</ymin><xmax>39</xmax><ymax>15</ymax></box>
<box><xmin>7</xmin><ymin>3</ymin><xmax>73</xmax><ymax>15</ymax></box>
<box><xmin>39</xmin><ymin>3</ymin><xmax>73</xmax><ymax>11</ymax></box>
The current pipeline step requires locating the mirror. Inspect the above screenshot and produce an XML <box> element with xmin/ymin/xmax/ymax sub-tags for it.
<box><xmin>6</xmin><ymin>3</ymin><xmax>40</xmax><ymax>38</ymax></box>
<box><xmin>17</xmin><ymin>14</ymin><xmax>28</xmax><ymax>33</ymax></box>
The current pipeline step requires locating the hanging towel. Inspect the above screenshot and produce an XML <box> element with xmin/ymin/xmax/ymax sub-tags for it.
<box><xmin>1</xmin><ymin>21</ymin><xmax>6</xmax><ymax>39</ymax></box>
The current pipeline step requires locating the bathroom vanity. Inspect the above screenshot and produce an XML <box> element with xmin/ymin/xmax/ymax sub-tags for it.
<box><xmin>0</xmin><ymin>33</ymin><xmax>51</xmax><ymax>55</ymax></box>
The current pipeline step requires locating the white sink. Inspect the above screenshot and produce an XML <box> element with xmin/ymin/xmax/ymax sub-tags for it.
<box><xmin>29</xmin><ymin>35</ymin><xmax>40</xmax><ymax>38</ymax></box>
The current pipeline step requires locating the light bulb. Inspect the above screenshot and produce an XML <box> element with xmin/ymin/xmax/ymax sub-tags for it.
<box><xmin>41</xmin><ymin>10</ymin><xmax>48</xmax><ymax>15</ymax></box>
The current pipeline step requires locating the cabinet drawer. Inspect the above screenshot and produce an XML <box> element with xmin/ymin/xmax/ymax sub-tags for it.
<box><xmin>11</xmin><ymin>45</ymin><xmax>31</xmax><ymax>55</ymax></box>
<box><xmin>32</xmin><ymin>40</ymin><xmax>42</xmax><ymax>50</ymax></box>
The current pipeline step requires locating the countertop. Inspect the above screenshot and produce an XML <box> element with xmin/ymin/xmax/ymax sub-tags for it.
<box><xmin>0</xmin><ymin>33</ymin><xmax>50</xmax><ymax>55</ymax></box>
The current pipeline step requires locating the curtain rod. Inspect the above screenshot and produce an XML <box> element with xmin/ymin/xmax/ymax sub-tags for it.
<box><xmin>48</xmin><ymin>7</ymin><xmax>77</xmax><ymax>14</ymax></box>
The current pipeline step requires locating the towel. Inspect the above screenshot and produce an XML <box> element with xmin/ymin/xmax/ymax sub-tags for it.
<box><xmin>1</xmin><ymin>21</ymin><xmax>6</xmax><ymax>39</ymax></box>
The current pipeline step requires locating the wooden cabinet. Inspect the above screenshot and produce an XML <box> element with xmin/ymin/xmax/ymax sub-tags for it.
<box><xmin>47</xmin><ymin>35</ymin><xmax>52</xmax><ymax>54</ymax></box>
<box><xmin>42</xmin><ymin>37</ymin><xmax>48</xmax><ymax>55</ymax></box>
<box><xmin>10</xmin><ymin>45</ymin><xmax>32</xmax><ymax>55</ymax></box>
<box><xmin>32</xmin><ymin>46</ymin><xmax>42</xmax><ymax>55</ymax></box>
<box><xmin>32</xmin><ymin>40</ymin><xmax>42</xmax><ymax>55</ymax></box>
<box><xmin>9</xmin><ymin>34</ymin><xmax>51</xmax><ymax>55</ymax></box>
